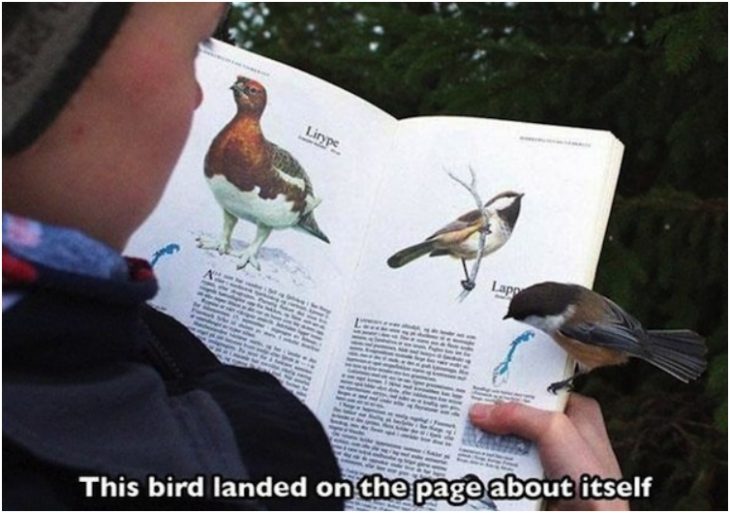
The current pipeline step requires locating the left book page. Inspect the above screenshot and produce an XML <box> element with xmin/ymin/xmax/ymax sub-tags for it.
<box><xmin>126</xmin><ymin>40</ymin><xmax>396</xmax><ymax>407</ymax></box>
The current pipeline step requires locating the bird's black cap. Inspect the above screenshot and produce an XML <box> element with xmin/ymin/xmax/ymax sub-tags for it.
<box><xmin>503</xmin><ymin>282</ymin><xmax>582</xmax><ymax>320</ymax></box>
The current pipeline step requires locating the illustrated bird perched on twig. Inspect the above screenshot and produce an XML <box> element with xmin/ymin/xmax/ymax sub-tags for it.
<box><xmin>504</xmin><ymin>282</ymin><xmax>707</xmax><ymax>393</ymax></box>
<box><xmin>387</xmin><ymin>191</ymin><xmax>523</xmax><ymax>287</ymax></box>
<box><xmin>198</xmin><ymin>76</ymin><xmax>329</xmax><ymax>270</ymax></box>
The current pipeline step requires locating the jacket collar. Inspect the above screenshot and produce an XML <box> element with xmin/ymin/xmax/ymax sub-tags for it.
<box><xmin>3</xmin><ymin>212</ymin><xmax>157</xmax><ymax>306</ymax></box>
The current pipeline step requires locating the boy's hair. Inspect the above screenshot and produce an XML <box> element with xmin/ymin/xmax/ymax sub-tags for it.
<box><xmin>3</xmin><ymin>3</ymin><xmax>129</xmax><ymax>155</ymax></box>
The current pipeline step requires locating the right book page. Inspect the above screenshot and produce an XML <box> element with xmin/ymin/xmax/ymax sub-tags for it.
<box><xmin>317</xmin><ymin>116</ymin><xmax>623</xmax><ymax>510</ymax></box>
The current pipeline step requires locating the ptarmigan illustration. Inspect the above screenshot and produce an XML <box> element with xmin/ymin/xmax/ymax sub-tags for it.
<box><xmin>198</xmin><ymin>76</ymin><xmax>329</xmax><ymax>270</ymax></box>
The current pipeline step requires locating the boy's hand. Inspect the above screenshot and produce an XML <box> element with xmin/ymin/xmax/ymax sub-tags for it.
<box><xmin>469</xmin><ymin>394</ymin><xmax>629</xmax><ymax>510</ymax></box>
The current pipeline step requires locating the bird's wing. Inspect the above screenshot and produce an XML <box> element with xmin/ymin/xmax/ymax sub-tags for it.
<box><xmin>269</xmin><ymin>143</ymin><xmax>313</xmax><ymax>195</ymax></box>
<box><xmin>603</xmin><ymin>296</ymin><xmax>643</xmax><ymax>332</ymax></box>
<box><xmin>426</xmin><ymin>208</ymin><xmax>487</xmax><ymax>241</ymax></box>
<box><xmin>558</xmin><ymin>301</ymin><xmax>648</xmax><ymax>357</ymax></box>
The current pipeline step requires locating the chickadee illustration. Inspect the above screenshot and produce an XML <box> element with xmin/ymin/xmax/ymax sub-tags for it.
<box><xmin>504</xmin><ymin>282</ymin><xmax>707</xmax><ymax>393</ymax></box>
<box><xmin>387</xmin><ymin>191</ymin><xmax>523</xmax><ymax>288</ymax></box>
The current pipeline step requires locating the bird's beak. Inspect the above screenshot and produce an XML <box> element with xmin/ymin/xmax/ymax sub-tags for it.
<box><xmin>230</xmin><ymin>84</ymin><xmax>247</xmax><ymax>96</ymax></box>
<box><xmin>502</xmin><ymin>313</ymin><xmax>511</xmax><ymax>320</ymax></box>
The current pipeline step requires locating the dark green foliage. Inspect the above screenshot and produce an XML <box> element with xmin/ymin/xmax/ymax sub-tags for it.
<box><xmin>223</xmin><ymin>3</ymin><xmax>727</xmax><ymax>509</ymax></box>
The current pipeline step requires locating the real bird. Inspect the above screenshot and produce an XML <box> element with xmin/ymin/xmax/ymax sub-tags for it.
<box><xmin>504</xmin><ymin>281</ymin><xmax>707</xmax><ymax>393</ymax></box>
<box><xmin>198</xmin><ymin>76</ymin><xmax>329</xmax><ymax>270</ymax></box>
<box><xmin>387</xmin><ymin>191</ymin><xmax>523</xmax><ymax>288</ymax></box>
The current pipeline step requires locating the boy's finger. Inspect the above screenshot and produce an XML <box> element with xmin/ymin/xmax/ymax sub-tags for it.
<box><xmin>469</xmin><ymin>402</ymin><xmax>602</xmax><ymax>477</ymax></box>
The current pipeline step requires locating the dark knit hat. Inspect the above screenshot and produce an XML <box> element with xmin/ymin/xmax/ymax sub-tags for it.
<box><xmin>3</xmin><ymin>3</ymin><xmax>130</xmax><ymax>155</ymax></box>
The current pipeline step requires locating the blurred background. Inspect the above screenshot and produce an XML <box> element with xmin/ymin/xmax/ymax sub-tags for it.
<box><xmin>217</xmin><ymin>3</ymin><xmax>727</xmax><ymax>509</ymax></box>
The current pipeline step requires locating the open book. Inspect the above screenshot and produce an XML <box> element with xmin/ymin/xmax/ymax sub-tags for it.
<box><xmin>127</xmin><ymin>39</ymin><xmax>623</xmax><ymax>510</ymax></box>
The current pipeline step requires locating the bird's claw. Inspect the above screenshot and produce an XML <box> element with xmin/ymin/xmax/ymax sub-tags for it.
<box><xmin>547</xmin><ymin>380</ymin><xmax>573</xmax><ymax>395</ymax></box>
<box><xmin>237</xmin><ymin>257</ymin><xmax>261</xmax><ymax>271</ymax></box>
<box><xmin>461</xmin><ymin>279</ymin><xmax>476</xmax><ymax>291</ymax></box>
<box><xmin>234</xmin><ymin>249</ymin><xmax>261</xmax><ymax>271</ymax></box>
<box><xmin>196</xmin><ymin>236</ymin><xmax>229</xmax><ymax>255</ymax></box>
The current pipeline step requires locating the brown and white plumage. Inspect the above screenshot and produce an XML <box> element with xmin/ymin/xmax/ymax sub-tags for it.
<box><xmin>198</xmin><ymin>76</ymin><xmax>328</xmax><ymax>270</ymax></box>
<box><xmin>387</xmin><ymin>191</ymin><xmax>523</xmax><ymax>271</ymax></box>
<box><xmin>505</xmin><ymin>282</ymin><xmax>707</xmax><ymax>392</ymax></box>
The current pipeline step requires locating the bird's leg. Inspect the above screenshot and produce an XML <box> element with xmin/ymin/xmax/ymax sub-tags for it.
<box><xmin>461</xmin><ymin>258</ymin><xmax>470</xmax><ymax>280</ymax></box>
<box><xmin>547</xmin><ymin>366</ymin><xmax>582</xmax><ymax>394</ymax></box>
<box><xmin>547</xmin><ymin>377</ymin><xmax>574</xmax><ymax>394</ymax></box>
<box><xmin>219</xmin><ymin>210</ymin><xmax>238</xmax><ymax>254</ymax></box>
<box><xmin>235</xmin><ymin>224</ymin><xmax>272</xmax><ymax>270</ymax></box>
<box><xmin>197</xmin><ymin>209</ymin><xmax>237</xmax><ymax>254</ymax></box>
<box><xmin>460</xmin><ymin>258</ymin><xmax>476</xmax><ymax>291</ymax></box>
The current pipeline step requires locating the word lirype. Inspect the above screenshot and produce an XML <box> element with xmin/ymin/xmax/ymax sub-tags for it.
<box><xmin>304</xmin><ymin>125</ymin><xmax>339</xmax><ymax>149</ymax></box>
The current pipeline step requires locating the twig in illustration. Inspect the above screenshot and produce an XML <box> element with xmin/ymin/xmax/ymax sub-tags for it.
<box><xmin>446</xmin><ymin>166</ymin><xmax>489</xmax><ymax>301</ymax></box>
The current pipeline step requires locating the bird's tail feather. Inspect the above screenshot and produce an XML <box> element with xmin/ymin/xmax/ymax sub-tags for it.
<box><xmin>387</xmin><ymin>241</ymin><xmax>436</xmax><ymax>268</ymax></box>
<box><xmin>639</xmin><ymin>329</ymin><xmax>707</xmax><ymax>382</ymax></box>
<box><xmin>297</xmin><ymin>212</ymin><xmax>329</xmax><ymax>243</ymax></box>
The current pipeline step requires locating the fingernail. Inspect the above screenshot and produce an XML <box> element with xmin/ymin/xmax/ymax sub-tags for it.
<box><xmin>469</xmin><ymin>403</ymin><xmax>493</xmax><ymax>420</ymax></box>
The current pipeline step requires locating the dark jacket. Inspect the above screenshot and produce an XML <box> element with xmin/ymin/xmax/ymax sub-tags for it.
<box><xmin>2</xmin><ymin>222</ymin><xmax>342</xmax><ymax>510</ymax></box>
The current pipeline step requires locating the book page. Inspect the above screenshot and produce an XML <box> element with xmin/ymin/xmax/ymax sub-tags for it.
<box><xmin>318</xmin><ymin>117</ymin><xmax>623</xmax><ymax>510</ymax></box>
<box><xmin>126</xmin><ymin>40</ymin><xmax>396</xmax><ymax>408</ymax></box>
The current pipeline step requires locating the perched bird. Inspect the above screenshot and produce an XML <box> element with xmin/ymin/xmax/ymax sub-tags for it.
<box><xmin>504</xmin><ymin>281</ymin><xmax>707</xmax><ymax>393</ymax></box>
<box><xmin>387</xmin><ymin>191</ymin><xmax>523</xmax><ymax>288</ymax></box>
<box><xmin>198</xmin><ymin>76</ymin><xmax>329</xmax><ymax>270</ymax></box>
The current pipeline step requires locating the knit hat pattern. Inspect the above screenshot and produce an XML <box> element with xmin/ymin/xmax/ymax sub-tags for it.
<box><xmin>3</xmin><ymin>3</ymin><xmax>129</xmax><ymax>155</ymax></box>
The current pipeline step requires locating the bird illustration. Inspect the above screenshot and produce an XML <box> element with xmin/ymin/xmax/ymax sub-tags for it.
<box><xmin>387</xmin><ymin>191</ymin><xmax>523</xmax><ymax>288</ymax></box>
<box><xmin>198</xmin><ymin>76</ymin><xmax>329</xmax><ymax>270</ymax></box>
<box><xmin>503</xmin><ymin>282</ymin><xmax>707</xmax><ymax>393</ymax></box>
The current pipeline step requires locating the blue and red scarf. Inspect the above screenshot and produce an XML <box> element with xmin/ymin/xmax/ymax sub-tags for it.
<box><xmin>3</xmin><ymin>213</ymin><xmax>157</xmax><ymax>307</ymax></box>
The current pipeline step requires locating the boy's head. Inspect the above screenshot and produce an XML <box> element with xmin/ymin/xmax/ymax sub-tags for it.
<box><xmin>3</xmin><ymin>3</ymin><xmax>226</xmax><ymax>250</ymax></box>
